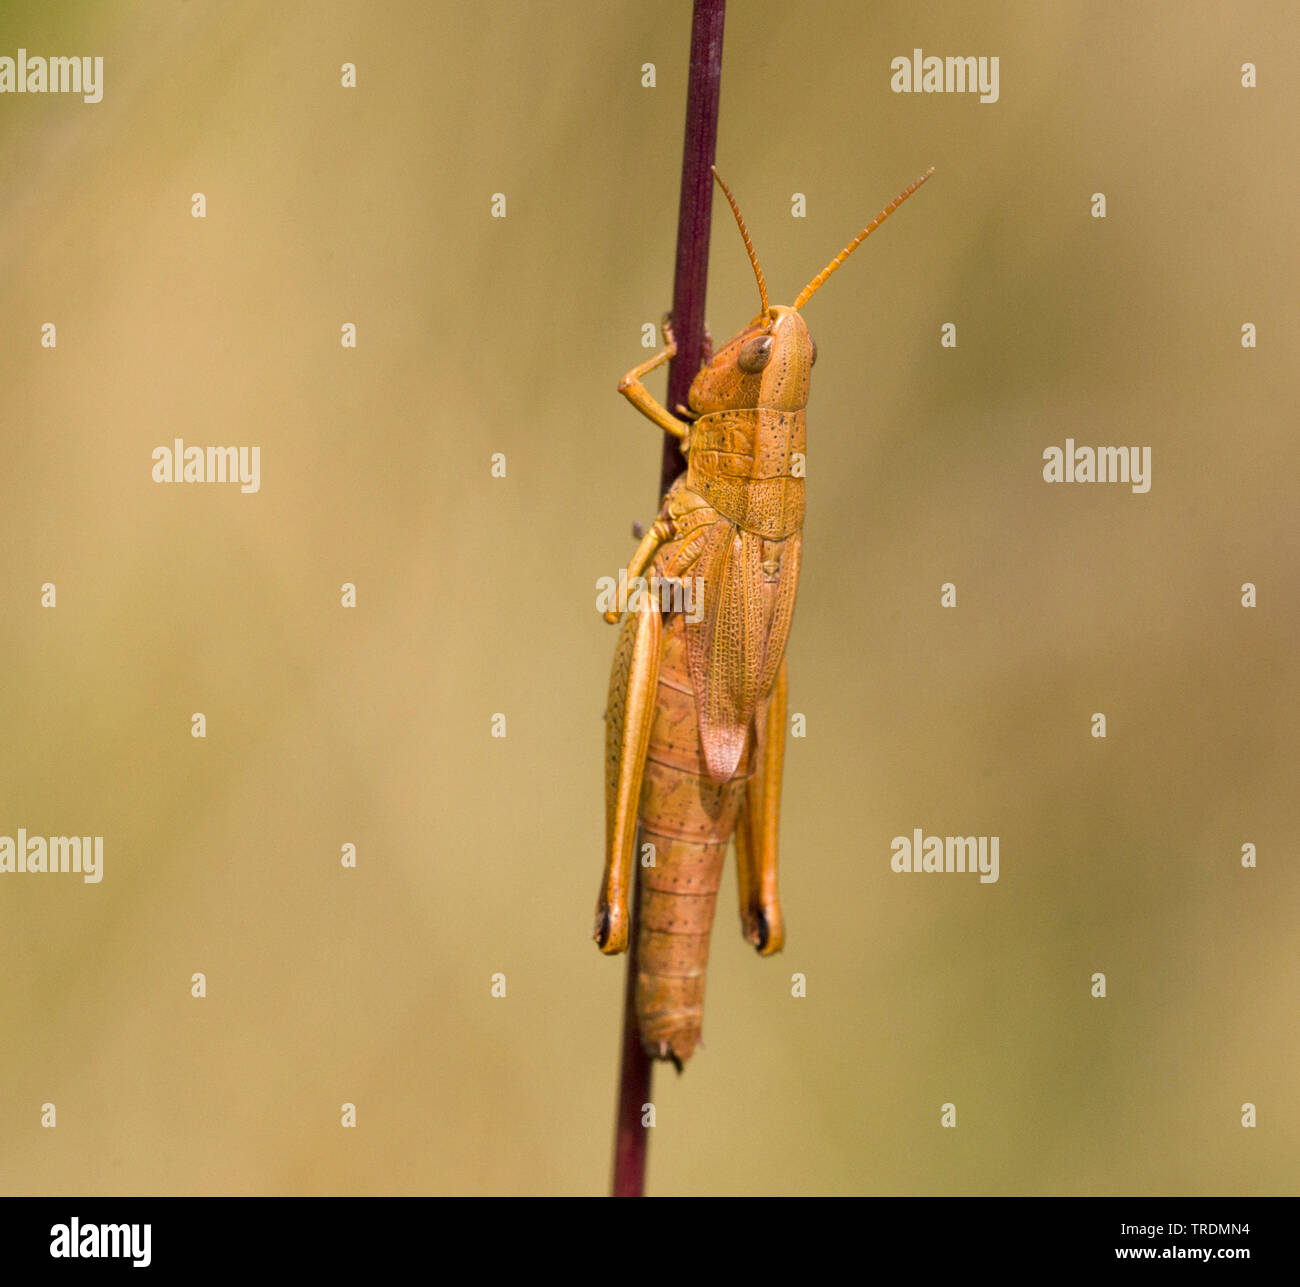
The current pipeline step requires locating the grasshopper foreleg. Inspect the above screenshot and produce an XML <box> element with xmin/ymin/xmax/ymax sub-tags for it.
<box><xmin>617</xmin><ymin>319</ymin><xmax>688</xmax><ymax>441</ymax></box>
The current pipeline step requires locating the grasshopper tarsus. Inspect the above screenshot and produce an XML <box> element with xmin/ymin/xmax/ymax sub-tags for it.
<box><xmin>654</xmin><ymin>1042</ymin><xmax>685</xmax><ymax>1075</ymax></box>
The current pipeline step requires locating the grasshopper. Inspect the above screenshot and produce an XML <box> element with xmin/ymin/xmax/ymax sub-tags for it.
<box><xmin>597</xmin><ymin>165</ymin><xmax>933</xmax><ymax>1067</ymax></box>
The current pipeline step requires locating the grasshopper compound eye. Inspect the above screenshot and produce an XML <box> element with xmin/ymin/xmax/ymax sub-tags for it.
<box><xmin>738</xmin><ymin>334</ymin><xmax>774</xmax><ymax>372</ymax></box>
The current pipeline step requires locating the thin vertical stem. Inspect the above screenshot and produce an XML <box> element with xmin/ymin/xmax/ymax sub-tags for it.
<box><xmin>610</xmin><ymin>842</ymin><xmax>652</xmax><ymax>1196</ymax></box>
<box><xmin>611</xmin><ymin>0</ymin><xmax>726</xmax><ymax>1199</ymax></box>
<box><xmin>660</xmin><ymin>0</ymin><xmax>725</xmax><ymax>497</ymax></box>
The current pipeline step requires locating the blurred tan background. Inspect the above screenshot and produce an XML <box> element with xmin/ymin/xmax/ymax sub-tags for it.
<box><xmin>1</xmin><ymin>0</ymin><xmax>1296</xmax><ymax>1195</ymax></box>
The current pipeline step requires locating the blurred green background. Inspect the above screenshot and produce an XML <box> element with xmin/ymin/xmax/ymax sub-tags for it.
<box><xmin>0</xmin><ymin>0</ymin><xmax>1296</xmax><ymax>1195</ymax></box>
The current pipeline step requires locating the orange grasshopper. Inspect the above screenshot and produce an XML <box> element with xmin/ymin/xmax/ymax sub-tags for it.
<box><xmin>596</xmin><ymin>165</ymin><xmax>933</xmax><ymax>1067</ymax></box>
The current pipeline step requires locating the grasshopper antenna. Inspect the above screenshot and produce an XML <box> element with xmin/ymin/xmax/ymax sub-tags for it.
<box><xmin>793</xmin><ymin>166</ymin><xmax>935</xmax><ymax>311</ymax></box>
<box><xmin>711</xmin><ymin>166</ymin><xmax>769</xmax><ymax>317</ymax></box>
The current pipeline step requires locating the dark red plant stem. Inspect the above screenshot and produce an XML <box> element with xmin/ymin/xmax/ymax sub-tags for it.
<box><xmin>662</xmin><ymin>0</ymin><xmax>725</xmax><ymax>497</ymax></box>
<box><xmin>610</xmin><ymin>856</ymin><xmax>652</xmax><ymax>1198</ymax></box>
<box><xmin>611</xmin><ymin>0</ymin><xmax>726</xmax><ymax>1199</ymax></box>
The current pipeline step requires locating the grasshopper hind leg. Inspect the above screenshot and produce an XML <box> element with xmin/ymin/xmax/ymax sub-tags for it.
<box><xmin>595</xmin><ymin>590</ymin><xmax>662</xmax><ymax>954</ymax></box>
<box><xmin>735</xmin><ymin>655</ymin><xmax>788</xmax><ymax>956</ymax></box>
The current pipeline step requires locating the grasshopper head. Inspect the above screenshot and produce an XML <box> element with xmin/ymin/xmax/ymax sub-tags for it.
<box><xmin>690</xmin><ymin>166</ymin><xmax>934</xmax><ymax>417</ymax></box>
<box><xmin>688</xmin><ymin>304</ymin><xmax>813</xmax><ymax>415</ymax></box>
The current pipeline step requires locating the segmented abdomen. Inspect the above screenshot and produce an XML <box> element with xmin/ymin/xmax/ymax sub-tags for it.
<box><xmin>635</xmin><ymin>610</ymin><xmax>750</xmax><ymax>1063</ymax></box>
